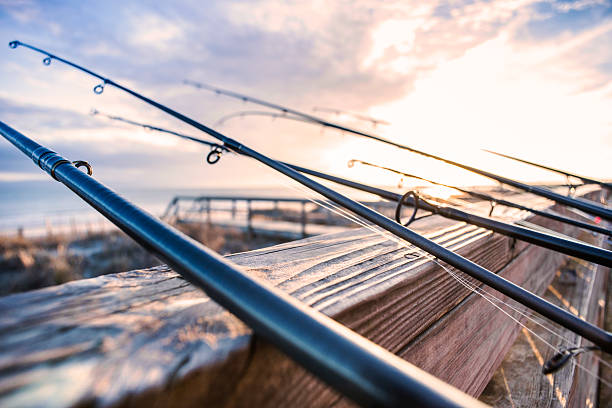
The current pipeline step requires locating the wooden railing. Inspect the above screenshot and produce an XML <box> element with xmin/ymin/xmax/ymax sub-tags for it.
<box><xmin>0</xmin><ymin>186</ymin><xmax>607</xmax><ymax>407</ymax></box>
<box><xmin>162</xmin><ymin>195</ymin><xmax>394</xmax><ymax>238</ymax></box>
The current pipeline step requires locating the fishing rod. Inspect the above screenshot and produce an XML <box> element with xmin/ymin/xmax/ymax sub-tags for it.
<box><xmin>90</xmin><ymin>109</ymin><xmax>230</xmax><ymax>164</ymax></box>
<box><xmin>0</xmin><ymin>122</ymin><xmax>485</xmax><ymax>408</ymax></box>
<box><xmin>91</xmin><ymin>110</ymin><xmax>612</xmax><ymax>266</ymax></box>
<box><xmin>215</xmin><ymin>110</ymin><xmax>574</xmax><ymax>191</ymax></box>
<box><xmin>10</xmin><ymin>40</ymin><xmax>612</xmax><ymax>356</ymax></box>
<box><xmin>211</xmin><ymin>109</ymin><xmax>600</xmax><ymax>195</ymax></box>
<box><xmin>348</xmin><ymin>159</ymin><xmax>612</xmax><ymax>237</ymax></box>
<box><xmin>214</xmin><ymin>110</ymin><xmax>312</xmax><ymax>127</ymax></box>
<box><xmin>275</xmin><ymin>164</ymin><xmax>611</xmax><ymax>374</ymax></box>
<box><xmin>312</xmin><ymin>106</ymin><xmax>391</xmax><ymax>127</ymax></box>
<box><xmin>183</xmin><ymin>80</ymin><xmax>612</xmax><ymax>222</ymax></box>
<box><xmin>483</xmin><ymin>149</ymin><xmax>612</xmax><ymax>192</ymax></box>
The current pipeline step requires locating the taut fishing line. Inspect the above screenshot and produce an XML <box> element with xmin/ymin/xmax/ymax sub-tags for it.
<box><xmin>186</xmin><ymin>80</ymin><xmax>612</xmax><ymax>222</ymax></box>
<box><xmin>93</xmin><ymin>106</ymin><xmax>611</xmax><ymax>380</ymax></box>
<box><xmin>256</xmin><ymin>162</ymin><xmax>611</xmax><ymax>391</ymax></box>
<box><xmin>92</xmin><ymin>102</ymin><xmax>611</xmax><ymax>383</ymax></box>
<box><xmin>9</xmin><ymin>40</ymin><xmax>611</xmax><ymax>363</ymax></box>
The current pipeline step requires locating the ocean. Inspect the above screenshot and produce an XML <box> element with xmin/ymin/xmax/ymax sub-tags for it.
<box><xmin>0</xmin><ymin>180</ymin><xmax>312</xmax><ymax>236</ymax></box>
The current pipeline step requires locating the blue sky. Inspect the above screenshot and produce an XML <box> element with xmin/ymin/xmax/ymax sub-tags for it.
<box><xmin>0</xmin><ymin>0</ymin><xmax>611</xmax><ymax>190</ymax></box>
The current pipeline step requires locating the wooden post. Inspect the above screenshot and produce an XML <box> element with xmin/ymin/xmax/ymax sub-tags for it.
<box><xmin>206</xmin><ymin>198</ymin><xmax>211</xmax><ymax>224</ymax></box>
<box><xmin>231</xmin><ymin>199</ymin><xmax>237</xmax><ymax>219</ymax></box>
<box><xmin>301</xmin><ymin>201</ymin><xmax>307</xmax><ymax>238</ymax></box>
<box><xmin>247</xmin><ymin>199</ymin><xmax>253</xmax><ymax>237</ymax></box>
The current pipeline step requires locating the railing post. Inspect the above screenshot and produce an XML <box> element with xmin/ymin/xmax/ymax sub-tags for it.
<box><xmin>206</xmin><ymin>198</ymin><xmax>211</xmax><ymax>224</ymax></box>
<box><xmin>231</xmin><ymin>199</ymin><xmax>236</xmax><ymax>219</ymax></box>
<box><xmin>301</xmin><ymin>201</ymin><xmax>307</xmax><ymax>238</ymax></box>
<box><xmin>247</xmin><ymin>199</ymin><xmax>253</xmax><ymax>237</ymax></box>
<box><xmin>173</xmin><ymin>202</ymin><xmax>179</xmax><ymax>220</ymax></box>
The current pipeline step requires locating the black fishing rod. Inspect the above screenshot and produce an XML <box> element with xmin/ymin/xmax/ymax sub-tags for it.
<box><xmin>483</xmin><ymin>149</ymin><xmax>612</xmax><ymax>191</ymax></box>
<box><xmin>90</xmin><ymin>109</ymin><xmax>230</xmax><ymax>164</ymax></box>
<box><xmin>214</xmin><ymin>110</ymin><xmax>312</xmax><ymax>127</ymax></box>
<box><xmin>348</xmin><ymin>159</ymin><xmax>612</xmax><ymax>237</ymax></box>
<box><xmin>10</xmin><ymin>40</ymin><xmax>612</xmax><ymax>354</ymax></box>
<box><xmin>291</xmin><ymin>163</ymin><xmax>612</xmax><ymax>266</ymax></box>
<box><xmin>312</xmin><ymin>106</ymin><xmax>391</xmax><ymax>127</ymax></box>
<box><xmin>90</xmin><ymin>110</ymin><xmax>612</xmax><ymax>263</ymax></box>
<box><xmin>183</xmin><ymin>80</ymin><xmax>612</xmax><ymax>222</ymax></box>
<box><xmin>217</xmin><ymin>107</ymin><xmax>391</xmax><ymax>128</ymax></box>
<box><xmin>0</xmin><ymin>122</ymin><xmax>485</xmax><ymax>408</ymax></box>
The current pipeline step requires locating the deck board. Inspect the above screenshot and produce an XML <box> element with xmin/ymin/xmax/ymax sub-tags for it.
<box><xmin>479</xmin><ymin>229</ymin><xmax>609</xmax><ymax>408</ymax></box>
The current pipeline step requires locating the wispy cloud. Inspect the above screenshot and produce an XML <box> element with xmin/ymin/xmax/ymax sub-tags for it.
<box><xmin>0</xmin><ymin>0</ymin><xmax>610</xmax><ymax>189</ymax></box>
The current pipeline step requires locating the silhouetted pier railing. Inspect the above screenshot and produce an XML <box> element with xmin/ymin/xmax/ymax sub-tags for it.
<box><xmin>162</xmin><ymin>195</ymin><xmax>395</xmax><ymax>238</ymax></box>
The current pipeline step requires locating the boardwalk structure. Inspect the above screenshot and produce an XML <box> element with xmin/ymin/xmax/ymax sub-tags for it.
<box><xmin>0</xmin><ymin>186</ymin><xmax>609</xmax><ymax>407</ymax></box>
<box><xmin>162</xmin><ymin>195</ymin><xmax>396</xmax><ymax>239</ymax></box>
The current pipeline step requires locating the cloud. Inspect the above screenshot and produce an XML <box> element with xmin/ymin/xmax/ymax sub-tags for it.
<box><xmin>0</xmin><ymin>97</ymin><xmax>97</xmax><ymax>131</ymax></box>
<box><xmin>126</xmin><ymin>12</ymin><xmax>185</xmax><ymax>53</ymax></box>
<box><xmin>0</xmin><ymin>0</ymin><xmax>611</xmax><ymax>191</ymax></box>
<box><xmin>552</xmin><ymin>0</ymin><xmax>609</xmax><ymax>13</ymax></box>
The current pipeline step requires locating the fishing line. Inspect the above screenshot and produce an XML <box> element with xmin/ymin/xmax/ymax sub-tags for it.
<box><xmin>97</xmin><ymin>107</ymin><xmax>612</xmax><ymax>367</ymax></box>
<box><xmin>185</xmin><ymin>80</ymin><xmax>612</xmax><ymax>221</ymax></box>
<box><xmin>9</xmin><ymin>40</ymin><xmax>612</xmax><ymax>354</ymax></box>
<box><xmin>93</xmin><ymin>106</ymin><xmax>430</xmax><ymax>256</ymax></box>
<box><xmin>347</xmin><ymin>159</ymin><xmax>612</xmax><ymax>238</ymax></box>
<box><xmin>429</xmin><ymin>253</ymin><xmax>611</xmax><ymax>388</ymax></box>
<box><xmin>272</xmin><ymin>167</ymin><xmax>584</xmax><ymax>334</ymax></box>
<box><xmin>106</xmin><ymin>111</ymin><xmax>612</xmax><ymax>357</ymax></box>
<box><xmin>1</xmin><ymin>121</ymin><xmax>491</xmax><ymax>408</ymax></box>
<box><xmin>483</xmin><ymin>149</ymin><xmax>612</xmax><ymax>192</ymax></box>
<box><xmin>436</xmin><ymin>246</ymin><xmax>610</xmax><ymax>375</ymax></box>
<box><xmin>313</xmin><ymin>176</ymin><xmax>612</xmax><ymax>382</ymax></box>
<box><xmin>91</xmin><ymin>107</ymin><xmax>612</xmax><ymax>268</ymax></box>
<box><xmin>140</xmin><ymin>68</ymin><xmax>612</xmax><ymax>387</ymax></box>
<box><xmin>439</xmin><ymin>251</ymin><xmax>612</xmax><ymax>385</ymax></box>
<box><xmin>275</xmin><ymin>174</ymin><xmax>426</xmax><ymax>257</ymax></box>
<box><xmin>268</xmin><ymin>164</ymin><xmax>611</xmax><ymax>387</ymax></box>
<box><xmin>214</xmin><ymin>110</ymin><xmax>311</xmax><ymax>127</ymax></box>
<box><xmin>311</xmin><ymin>107</ymin><xmax>391</xmax><ymax>128</ymax></box>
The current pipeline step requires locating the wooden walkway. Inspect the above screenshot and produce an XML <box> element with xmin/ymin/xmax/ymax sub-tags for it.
<box><xmin>0</xmin><ymin>186</ymin><xmax>608</xmax><ymax>407</ymax></box>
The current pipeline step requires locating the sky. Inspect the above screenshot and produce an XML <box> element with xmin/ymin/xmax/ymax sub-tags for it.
<box><xmin>0</xmin><ymin>0</ymin><xmax>611</xmax><ymax>193</ymax></box>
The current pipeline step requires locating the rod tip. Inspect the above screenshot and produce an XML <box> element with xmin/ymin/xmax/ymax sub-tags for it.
<box><xmin>8</xmin><ymin>40</ymin><xmax>19</xmax><ymax>49</ymax></box>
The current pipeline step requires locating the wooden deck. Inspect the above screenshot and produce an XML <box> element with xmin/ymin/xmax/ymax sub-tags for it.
<box><xmin>0</xmin><ymin>186</ymin><xmax>608</xmax><ymax>407</ymax></box>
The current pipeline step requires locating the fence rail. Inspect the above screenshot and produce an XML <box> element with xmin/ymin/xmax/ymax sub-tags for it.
<box><xmin>163</xmin><ymin>195</ymin><xmax>395</xmax><ymax>238</ymax></box>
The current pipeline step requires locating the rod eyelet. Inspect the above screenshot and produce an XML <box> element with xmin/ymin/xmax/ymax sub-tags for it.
<box><xmin>395</xmin><ymin>191</ymin><xmax>420</xmax><ymax>227</ymax></box>
<box><xmin>8</xmin><ymin>41</ymin><xmax>19</xmax><ymax>49</ymax></box>
<box><xmin>206</xmin><ymin>147</ymin><xmax>223</xmax><ymax>164</ymax></box>
<box><xmin>42</xmin><ymin>57</ymin><xmax>51</xmax><ymax>66</ymax></box>
<box><xmin>50</xmin><ymin>159</ymin><xmax>70</xmax><ymax>181</ymax></box>
<box><xmin>488</xmin><ymin>201</ymin><xmax>497</xmax><ymax>216</ymax></box>
<box><xmin>72</xmin><ymin>160</ymin><xmax>93</xmax><ymax>176</ymax></box>
<box><xmin>93</xmin><ymin>84</ymin><xmax>105</xmax><ymax>94</ymax></box>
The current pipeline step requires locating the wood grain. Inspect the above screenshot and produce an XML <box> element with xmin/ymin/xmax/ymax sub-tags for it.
<box><xmin>0</xmin><ymin>186</ymin><xmax>605</xmax><ymax>407</ymax></box>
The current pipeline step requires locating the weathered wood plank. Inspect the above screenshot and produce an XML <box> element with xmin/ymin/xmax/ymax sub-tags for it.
<box><xmin>0</xmin><ymin>186</ymin><xmax>605</xmax><ymax>407</ymax></box>
<box><xmin>479</xmin><ymin>227</ymin><xmax>609</xmax><ymax>408</ymax></box>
